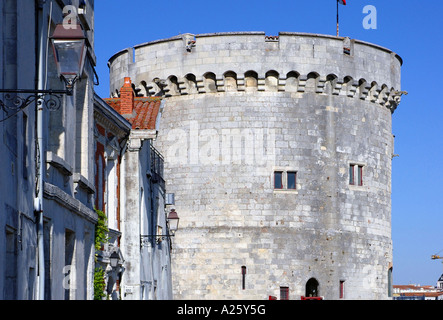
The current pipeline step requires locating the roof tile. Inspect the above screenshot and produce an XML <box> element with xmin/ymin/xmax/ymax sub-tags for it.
<box><xmin>104</xmin><ymin>97</ymin><xmax>162</xmax><ymax>130</ymax></box>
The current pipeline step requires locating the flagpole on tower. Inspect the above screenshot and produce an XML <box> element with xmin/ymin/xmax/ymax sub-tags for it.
<box><xmin>336</xmin><ymin>0</ymin><xmax>346</xmax><ymax>37</ymax></box>
<box><xmin>336</xmin><ymin>0</ymin><xmax>339</xmax><ymax>37</ymax></box>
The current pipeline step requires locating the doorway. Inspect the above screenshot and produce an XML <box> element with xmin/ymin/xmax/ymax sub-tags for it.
<box><xmin>305</xmin><ymin>278</ymin><xmax>319</xmax><ymax>297</ymax></box>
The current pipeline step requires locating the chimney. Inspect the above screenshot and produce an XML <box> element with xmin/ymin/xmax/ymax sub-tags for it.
<box><xmin>120</xmin><ymin>77</ymin><xmax>134</xmax><ymax>115</ymax></box>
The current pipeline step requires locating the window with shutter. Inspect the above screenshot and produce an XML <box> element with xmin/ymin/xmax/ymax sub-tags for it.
<box><xmin>274</xmin><ymin>171</ymin><xmax>283</xmax><ymax>189</ymax></box>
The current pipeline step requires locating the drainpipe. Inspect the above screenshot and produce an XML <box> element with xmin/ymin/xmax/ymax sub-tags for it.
<box><xmin>35</xmin><ymin>0</ymin><xmax>47</xmax><ymax>300</ymax></box>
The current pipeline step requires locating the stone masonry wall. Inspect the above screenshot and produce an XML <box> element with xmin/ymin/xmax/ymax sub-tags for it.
<box><xmin>108</xmin><ymin>32</ymin><xmax>402</xmax><ymax>300</ymax></box>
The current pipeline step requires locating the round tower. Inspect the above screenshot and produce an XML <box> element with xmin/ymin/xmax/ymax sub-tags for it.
<box><xmin>108</xmin><ymin>32</ymin><xmax>403</xmax><ymax>300</ymax></box>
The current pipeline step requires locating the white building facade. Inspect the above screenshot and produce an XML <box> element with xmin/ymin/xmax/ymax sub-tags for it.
<box><xmin>105</xmin><ymin>79</ymin><xmax>174</xmax><ymax>300</ymax></box>
<box><xmin>0</xmin><ymin>0</ymin><xmax>98</xmax><ymax>300</ymax></box>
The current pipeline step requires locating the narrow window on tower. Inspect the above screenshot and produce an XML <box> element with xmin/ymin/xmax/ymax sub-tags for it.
<box><xmin>357</xmin><ymin>165</ymin><xmax>363</xmax><ymax>186</ymax></box>
<box><xmin>339</xmin><ymin>280</ymin><xmax>345</xmax><ymax>299</ymax></box>
<box><xmin>287</xmin><ymin>172</ymin><xmax>297</xmax><ymax>190</ymax></box>
<box><xmin>349</xmin><ymin>164</ymin><xmax>355</xmax><ymax>185</ymax></box>
<box><xmin>241</xmin><ymin>266</ymin><xmax>247</xmax><ymax>290</ymax></box>
<box><xmin>280</xmin><ymin>286</ymin><xmax>289</xmax><ymax>300</ymax></box>
<box><xmin>349</xmin><ymin>164</ymin><xmax>364</xmax><ymax>186</ymax></box>
<box><xmin>274</xmin><ymin>171</ymin><xmax>283</xmax><ymax>189</ymax></box>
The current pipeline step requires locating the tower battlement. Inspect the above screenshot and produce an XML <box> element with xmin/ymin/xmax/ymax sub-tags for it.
<box><xmin>109</xmin><ymin>32</ymin><xmax>403</xmax><ymax>111</ymax></box>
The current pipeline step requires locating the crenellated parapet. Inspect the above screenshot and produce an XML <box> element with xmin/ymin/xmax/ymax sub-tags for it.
<box><xmin>108</xmin><ymin>32</ymin><xmax>404</xmax><ymax>113</ymax></box>
<box><xmin>113</xmin><ymin>70</ymin><xmax>406</xmax><ymax>113</ymax></box>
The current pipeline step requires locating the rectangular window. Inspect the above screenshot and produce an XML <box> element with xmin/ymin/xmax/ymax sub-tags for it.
<box><xmin>241</xmin><ymin>266</ymin><xmax>247</xmax><ymax>290</ymax></box>
<box><xmin>349</xmin><ymin>164</ymin><xmax>363</xmax><ymax>186</ymax></box>
<box><xmin>388</xmin><ymin>268</ymin><xmax>393</xmax><ymax>297</ymax></box>
<box><xmin>287</xmin><ymin>172</ymin><xmax>297</xmax><ymax>190</ymax></box>
<box><xmin>349</xmin><ymin>164</ymin><xmax>355</xmax><ymax>185</ymax></box>
<box><xmin>357</xmin><ymin>165</ymin><xmax>363</xmax><ymax>186</ymax></box>
<box><xmin>280</xmin><ymin>287</ymin><xmax>289</xmax><ymax>300</ymax></box>
<box><xmin>274</xmin><ymin>170</ymin><xmax>298</xmax><ymax>190</ymax></box>
<box><xmin>274</xmin><ymin>171</ymin><xmax>283</xmax><ymax>189</ymax></box>
<box><xmin>340</xmin><ymin>280</ymin><xmax>345</xmax><ymax>299</ymax></box>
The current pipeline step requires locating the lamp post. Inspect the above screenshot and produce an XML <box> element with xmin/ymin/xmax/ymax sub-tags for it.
<box><xmin>0</xmin><ymin>24</ymin><xmax>87</xmax><ymax>109</ymax></box>
<box><xmin>140</xmin><ymin>209</ymin><xmax>180</xmax><ymax>244</ymax></box>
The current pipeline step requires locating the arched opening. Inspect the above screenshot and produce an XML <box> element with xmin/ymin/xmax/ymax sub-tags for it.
<box><xmin>326</xmin><ymin>74</ymin><xmax>338</xmax><ymax>94</ymax></box>
<box><xmin>244</xmin><ymin>71</ymin><xmax>258</xmax><ymax>90</ymax></box>
<box><xmin>343</xmin><ymin>76</ymin><xmax>354</xmax><ymax>97</ymax></box>
<box><xmin>285</xmin><ymin>71</ymin><xmax>299</xmax><ymax>92</ymax></box>
<box><xmin>138</xmin><ymin>81</ymin><xmax>150</xmax><ymax>97</ymax></box>
<box><xmin>265</xmin><ymin>70</ymin><xmax>279</xmax><ymax>91</ymax></box>
<box><xmin>326</xmin><ymin>73</ymin><xmax>338</xmax><ymax>83</ymax></box>
<box><xmin>185</xmin><ymin>73</ymin><xmax>198</xmax><ymax>94</ymax></box>
<box><xmin>369</xmin><ymin>81</ymin><xmax>379</xmax><ymax>102</ymax></box>
<box><xmin>203</xmin><ymin>72</ymin><xmax>217</xmax><ymax>92</ymax></box>
<box><xmin>379</xmin><ymin>84</ymin><xmax>389</xmax><ymax>104</ymax></box>
<box><xmin>344</xmin><ymin>76</ymin><xmax>353</xmax><ymax>84</ymax></box>
<box><xmin>167</xmin><ymin>75</ymin><xmax>180</xmax><ymax>96</ymax></box>
<box><xmin>358</xmin><ymin>78</ymin><xmax>368</xmax><ymax>99</ymax></box>
<box><xmin>131</xmin><ymin>83</ymin><xmax>142</xmax><ymax>97</ymax></box>
<box><xmin>306</xmin><ymin>72</ymin><xmax>319</xmax><ymax>92</ymax></box>
<box><xmin>224</xmin><ymin>71</ymin><xmax>237</xmax><ymax>92</ymax></box>
<box><xmin>305</xmin><ymin>278</ymin><xmax>319</xmax><ymax>297</ymax></box>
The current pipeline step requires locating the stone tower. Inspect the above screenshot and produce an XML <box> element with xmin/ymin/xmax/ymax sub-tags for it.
<box><xmin>108</xmin><ymin>32</ymin><xmax>404</xmax><ymax>300</ymax></box>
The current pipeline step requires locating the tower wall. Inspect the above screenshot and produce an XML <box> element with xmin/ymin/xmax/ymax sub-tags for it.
<box><xmin>108</xmin><ymin>32</ymin><xmax>402</xmax><ymax>300</ymax></box>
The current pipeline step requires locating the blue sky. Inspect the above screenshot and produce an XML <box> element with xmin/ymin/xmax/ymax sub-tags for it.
<box><xmin>94</xmin><ymin>0</ymin><xmax>443</xmax><ymax>286</ymax></box>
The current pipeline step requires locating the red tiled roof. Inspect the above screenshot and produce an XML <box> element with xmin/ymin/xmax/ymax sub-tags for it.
<box><xmin>103</xmin><ymin>98</ymin><xmax>120</xmax><ymax>112</ymax></box>
<box><xmin>104</xmin><ymin>97</ymin><xmax>161</xmax><ymax>130</ymax></box>
<box><xmin>394</xmin><ymin>285</ymin><xmax>435</xmax><ymax>290</ymax></box>
<box><xmin>397</xmin><ymin>292</ymin><xmax>443</xmax><ymax>298</ymax></box>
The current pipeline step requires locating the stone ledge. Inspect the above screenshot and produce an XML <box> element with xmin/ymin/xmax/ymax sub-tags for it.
<box><xmin>46</xmin><ymin>151</ymin><xmax>73</xmax><ymax>176</ymax></box>
<box><xmin>73</xmin><ymin>173</ymin><xmax>96</xmax><ymax>195</ymax></box>
<box><xmin>44</xmin><ymin>182</ymin><xmax>98</xmax><ymax>224</ymax></box>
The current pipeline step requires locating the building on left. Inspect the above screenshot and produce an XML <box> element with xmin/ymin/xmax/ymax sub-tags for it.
<box><xmin>0</xmin><ymin>0</ymin><xmax>98</xmax><ymax>300</ymax></box>
<box><xmin>0</xmin><ymin>0</ymin><xmax>175</xmax><ymax>300</ymax></box>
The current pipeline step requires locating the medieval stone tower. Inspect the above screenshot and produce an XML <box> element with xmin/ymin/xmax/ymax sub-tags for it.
<box><xmin>108</xmin><ymin>32</ymin><xmax>403</xmax><ymax>300</ymax></box>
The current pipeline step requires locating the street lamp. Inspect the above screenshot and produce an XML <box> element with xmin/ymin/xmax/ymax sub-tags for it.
<box><xmin>109</xmin><ymin>251</ymin><xmax>120</xmax><ymax>269</ymax></box>
<box><xmin>50</xmin><ymin>24</ymin><xmax>87</xmax><ymax>96</ymax></box>
<box><xmin>167</xmin><ymin>209</ymin><xmax>180</xmax><ymax>236</ymax></box>
<box><xmin>0</xmin><ymin>23</ymin><xmax>87</xmax><ymax>112</ymax></box>
<box><xmin>140</xmin><ymin>209</ymin><xmax>180</xmax><ymax>245</ymax></box>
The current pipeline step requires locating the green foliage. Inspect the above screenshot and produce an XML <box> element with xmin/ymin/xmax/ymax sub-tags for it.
<box><xmin>95</xmin><ymin>209</ymin><xmax>108</xmax><ymax>251</ymax></box>
<box><xmin>93</xmin><ymin>267</ymin><xmax>106</xmax><ymax>300</ymax></box>
<box><xmin>94</xmin><ymin>209</ymin><xmax>109</xmax><ymax>300</ymax></box>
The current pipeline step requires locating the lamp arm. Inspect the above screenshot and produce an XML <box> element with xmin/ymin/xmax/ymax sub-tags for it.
<box><xmin>0</xmin><ymin>89</ymin><xmax>70</xmax><ymax>122</ymax></box>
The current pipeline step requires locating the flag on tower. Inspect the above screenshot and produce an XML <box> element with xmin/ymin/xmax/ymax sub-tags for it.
<box><xmin>336</xmin><ymin>0</ymin><xmax>346</xmax><ymax>36</ymax></box>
